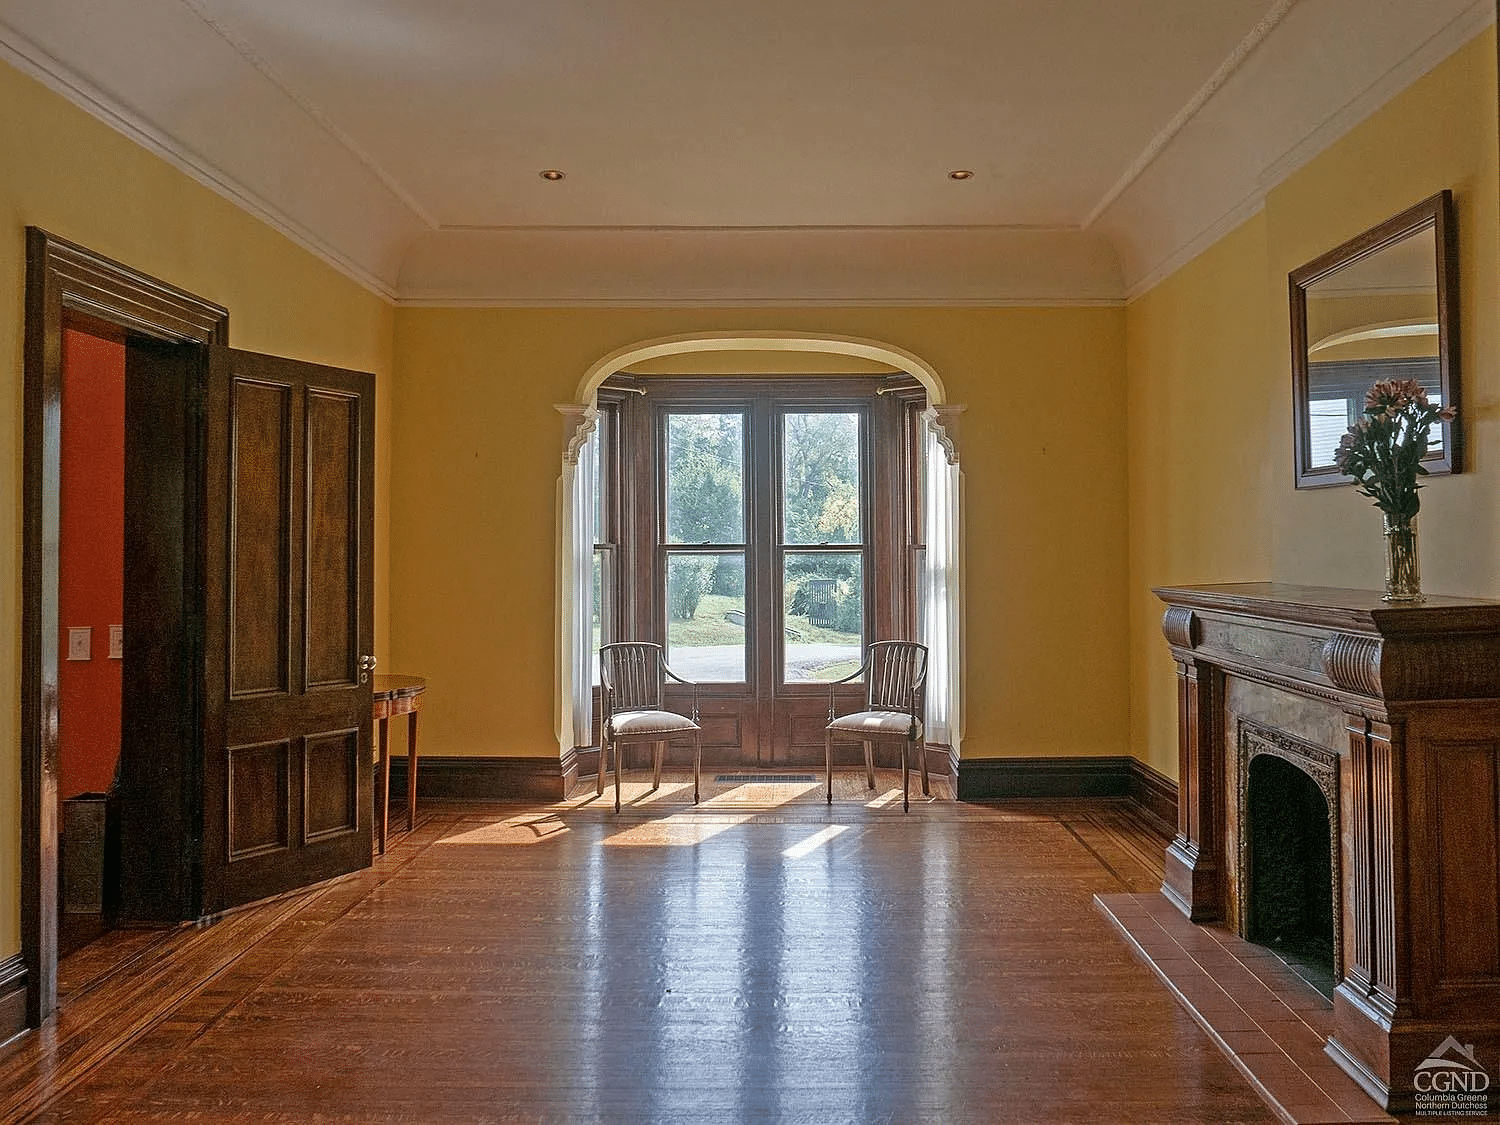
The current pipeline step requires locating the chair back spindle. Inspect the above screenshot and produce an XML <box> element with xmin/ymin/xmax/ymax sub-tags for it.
<box><xmin>866</xmin><ymin>641</ymin><xmax>927</xmax><ymax>714</ymax></box>
<box><xmin>602</xmin><ymin>642</ymin><xmax>664</xmax><ymax>712</ymax></box>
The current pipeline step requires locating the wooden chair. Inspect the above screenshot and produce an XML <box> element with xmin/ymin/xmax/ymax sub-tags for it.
<box><xmin>824</xmin><ymin>641</ymin><xmax>928</xmax><ymax>812</ymax></box>
<box><xmin>598</xmin><ymin>642</ymin><xmax>702</xmax><ymax>813</ymax></box>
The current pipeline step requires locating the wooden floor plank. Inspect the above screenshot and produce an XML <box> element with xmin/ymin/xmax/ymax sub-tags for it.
<box><xmin>1</xmin><ymin>773</ymin><xmax>1276</xmax><ymax>1124</ymax></box>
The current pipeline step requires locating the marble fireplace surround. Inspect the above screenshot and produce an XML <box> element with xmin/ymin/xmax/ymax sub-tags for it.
<box><xmin>1150</xmin><ymin>584</ymin><xmax>1500</xmax><ymax>1116</ymax></box>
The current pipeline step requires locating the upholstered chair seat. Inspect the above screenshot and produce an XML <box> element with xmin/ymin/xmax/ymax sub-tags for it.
<box><xmin>826</xmin><ymin>711</ymin><xmax>922</xmax><ymax>739</ymax></box>
<box><xmin>607</xmin><ymin>710</ymin><xmax>701</xmax><ymax>738</ymax></box>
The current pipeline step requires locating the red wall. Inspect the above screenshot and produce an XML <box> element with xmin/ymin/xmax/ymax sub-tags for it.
<box><xmin>59</xmin><ymin>329</ymin><xmax>126</xmax><ymax>799</ymax></box>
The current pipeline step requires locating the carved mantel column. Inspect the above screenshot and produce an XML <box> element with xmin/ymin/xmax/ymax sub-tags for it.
<box><xmin>1159</xmin><ymin>605</ymin><xmax>1223</xmax><ymax>923</ymax></box>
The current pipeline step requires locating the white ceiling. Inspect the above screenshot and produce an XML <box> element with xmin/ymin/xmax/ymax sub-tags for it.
<box><xmin>0</xmin><ymin>0</ymin><xmax>1490</xmax><ymax>304</ymax></box>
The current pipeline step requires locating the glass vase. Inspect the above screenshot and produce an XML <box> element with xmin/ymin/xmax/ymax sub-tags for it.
<box><xmin>1382</xmin><ymin>513</ymin><xmax>1422</xmax><ymax>603</ymax></box>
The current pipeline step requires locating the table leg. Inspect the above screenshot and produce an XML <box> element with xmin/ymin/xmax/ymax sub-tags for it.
<box><xmin>405</xmin><ymin>710</ymin><xmax>419</xmax><ymax>833</ymax></box>
<box><xmin>378</xmin><ymin>715</ymin><xmax>391</xmax><ymax>855</ymax></box>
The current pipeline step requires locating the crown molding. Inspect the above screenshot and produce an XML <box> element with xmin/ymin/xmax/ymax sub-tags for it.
<box><xmin>1085</xmin><ymin>0</ymin><xmax>1300</xmax><ymax>230</ymax></box>
<box><xmin>1112</xmin><ymin>0</ymin><xmax>1494</xmax><ymax>300</ymax></box>
<box><xmin>0</xmin><ymin>20</ymin><xmax>400</xmax><ymax>301</ymax></box>
<box><xmin>176</xmin><ymin>0</ymin><xmax>441</xmax><ymax>231</ymax></box>
<box><xmin>1255</xmin><ymin>0</ymin><xmax>1494</xmax><ymax>197</ymax></box>
<box><xmin>396</xmin><ymin>295</ymin><xmax>1128</xmax><ymax>310</ymax></box>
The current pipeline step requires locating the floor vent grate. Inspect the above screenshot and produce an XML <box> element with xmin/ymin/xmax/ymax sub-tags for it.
<box><xmin>714</xmin><ymin>774</ymin><xmax>818</xmax><ymax>784</ymax></box>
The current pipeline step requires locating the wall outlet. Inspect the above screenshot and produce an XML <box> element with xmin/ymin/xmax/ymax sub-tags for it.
<box><xmin>109</xmin><ymin>624</ymin><xmax>123</xmax><ymax>660</ymax></box>
<box><xmin>66</xmin><ymin>626</ymin><xmax>91</xmax><ymax>662</ymax></box>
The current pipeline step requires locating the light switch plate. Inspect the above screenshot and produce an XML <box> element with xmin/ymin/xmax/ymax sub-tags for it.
<box><xmin>67</xmin><ymin>627</ymin><xmax>91</xmax><ymax>662</ymax></box>
<box><xmin>109</xmin><ymin>624</ymin><xmax>123</xmax><ymax>660</ymax></box>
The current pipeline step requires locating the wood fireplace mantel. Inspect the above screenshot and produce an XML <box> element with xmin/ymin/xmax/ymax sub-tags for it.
<box><xmin>1155</xmin><ymin>583</ymin><xmax>1500</xmax><ymax>1114</ymax></box>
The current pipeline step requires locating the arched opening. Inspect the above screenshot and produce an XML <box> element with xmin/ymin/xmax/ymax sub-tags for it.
<box><xmin>555</xmin><ymin>332</ymin><xmax>963</xmax><ymax>789</ymax></box>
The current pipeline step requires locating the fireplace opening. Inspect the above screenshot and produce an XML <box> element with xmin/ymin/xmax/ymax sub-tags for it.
<box><xmin>1246</xmin><ymin>753</ymin><xmax>1335</xmax><ymax>996</ymax></box>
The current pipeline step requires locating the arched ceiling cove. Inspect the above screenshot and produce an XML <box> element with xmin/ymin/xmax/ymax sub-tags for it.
<box><xmin>0</xmin><ymin>0</ymin><xmax>1489</xmax><ymax>304</ymax></box>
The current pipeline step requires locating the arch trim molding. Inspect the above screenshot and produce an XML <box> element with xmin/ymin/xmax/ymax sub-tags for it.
<box><xmin>572</xmin><ymin>331</ymin><xmax>948</xmax><ymax>405</ymax></box>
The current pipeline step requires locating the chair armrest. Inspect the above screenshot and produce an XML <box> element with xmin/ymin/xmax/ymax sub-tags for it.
<box><xmin>662</xmin><ymin>663</ymin><xmax>700</xmax><ymax>724</ymax></box>
<box><xmin>826</xmin><ymin>659</ymin><xmax>870</xmax><ymax>722</ymax></box>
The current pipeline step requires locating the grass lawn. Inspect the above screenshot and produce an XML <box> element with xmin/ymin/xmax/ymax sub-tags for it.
<box><xmin>667</xmin><ymin>594</ymin><xmax>862</xmax><ymax>648</ymax></box>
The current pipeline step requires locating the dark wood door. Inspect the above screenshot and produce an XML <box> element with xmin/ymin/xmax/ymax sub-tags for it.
<box><xmin>199</xmin><ymin>347</ymin><xmax>375</xmax><ymax>914</ymax></box>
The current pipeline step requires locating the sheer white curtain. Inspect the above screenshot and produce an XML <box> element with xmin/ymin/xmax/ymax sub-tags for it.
<box><xmin>557</xmin><ymin>409</ymin><xmax>599</xmax><ymax>755</ymax></box>
<box><xmin>921</xmin><ymin>408</ymin><xmax>962</xmax><ymax>754</ymax></box>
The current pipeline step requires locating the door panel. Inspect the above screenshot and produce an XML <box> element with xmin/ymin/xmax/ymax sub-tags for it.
<box><xmin>304</xmin><ymin>728</ymin><xmax>361</xmax><ymax>841</ymax></box>
<box><xmin>305</xmin><ymin>389</ymin><xmax>360</xmax><ymax>688</ymax></box>
<box><xmin>202</xmin><ymin>347</ymin><xmax>374</xmax><ymax>915</ymax></box>
<box><xmin>227</xmin><ymin>740</ymin><xmax>291</xmax><ymax>860</ymax></box>
<box><xmin>229</xmin><ymin>380</ymin><xmax>291</xmax><ymax>696</ymax></box>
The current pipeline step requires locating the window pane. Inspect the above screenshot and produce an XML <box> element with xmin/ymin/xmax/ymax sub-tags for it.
<box><xmin>783</xmin><ymin>551</ymin><xmax>862</xmax><ymax>682</ymax></box>
<box><xmin>1307</xmin><ymin>398</ymin><xmax>1351</xmax><ymax>466</ymax></box>
<box><xmin>1426</xmin><ymin>392</ymin><xmax>1445</xmax><ymax>452</ymax></box>
<box><xmin>592</xmin><ymin>548</ymin><xmax>610</xmax><ymax>685</ymax></box>
<box><xmin>783</xmin><ymin>412</ymin><xmax>861</xmax><ymax>545</ymax></box>
<box><xmin>666</xmin><ymin>552</ymin><xmax>745</xmax><ymax>682</ymax></box>
<box><xmin>592</xmin><ymin>423</ymin><xmax>607</xmax><ymax>542</ymax></box>
<box><xmin>666</xmin><ymin>413</ymin><xmax>743</xmax><ymax>544</ymax></box>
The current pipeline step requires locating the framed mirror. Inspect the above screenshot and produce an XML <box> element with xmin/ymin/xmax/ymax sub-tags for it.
<box><xmin>1290</xmin><ymin>190</ymin><xmax>1459</xmax><ymax>488</ymax></box>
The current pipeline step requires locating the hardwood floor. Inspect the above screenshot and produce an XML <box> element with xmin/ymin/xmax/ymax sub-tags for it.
<box><xmin>0</xmin><ymin>772</ymin><xmax>1278</xmax><ymax>1124</ymax></box>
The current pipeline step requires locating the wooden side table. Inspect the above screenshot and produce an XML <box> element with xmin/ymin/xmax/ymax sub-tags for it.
<box><xmin>372</xmin><ymin>674</ymin><xmax>426</xmax><ymax>855</ymax></box>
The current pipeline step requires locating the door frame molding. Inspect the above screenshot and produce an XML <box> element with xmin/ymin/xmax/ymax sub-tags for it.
<box><xmin>22</xmin><ymin>228</ymin><xmax>227</xmax><ymax>1025</ymax></box>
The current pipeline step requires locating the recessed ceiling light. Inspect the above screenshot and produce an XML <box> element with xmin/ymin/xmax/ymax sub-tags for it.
<box><xmin>948</xmin><ymin>169</ymin><xmax>974</xmax><ymax>180</ymax></box>
<box><xmin>540</xmin><ymin>169</ymin><xmax>566</xmax><ymax>181</ymax></box>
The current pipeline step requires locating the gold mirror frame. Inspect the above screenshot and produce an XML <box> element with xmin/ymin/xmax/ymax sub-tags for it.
<box><xmin>1289</xmin><ymin>190</ymin><xmax>1459</xmax><ymax>489</ymax></box>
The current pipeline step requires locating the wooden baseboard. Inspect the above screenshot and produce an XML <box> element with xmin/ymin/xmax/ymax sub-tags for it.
<box><xmin>387</xmin><ymin>756</ymin><xmax>567</xmax><ymax>803</ymax></box>
<box><xmin>956</xmin><ymin>755</ymin><xmax>1179</xmax><ymax>827</ymax></box>
<box><xmin>1127</xmin><ymin>758</ymin><xmax>1178</xmax><ymax>833</ymax></box>
<box><xmin>0</xmin><ymin>954</ymin><xmax>27</xmax><ymax>1045</ymax></box>
<box><xmin>385</xmin><ymin>751</ymin><xmax>1178</xmax><ymax>821</ymax></box>
<box><xmin>565</xmin><ymin>744</ymin><xmax>954</xmax><ymax>787</ymax></box>
<box><xmin>956</xmin><ymin>755</ymin><xmax>1134</xmax><ymax>800</ymax></box>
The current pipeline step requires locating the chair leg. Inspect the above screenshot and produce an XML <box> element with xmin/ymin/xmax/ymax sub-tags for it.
<box><xmin>652</xmin><ymin>740</ymin><xmax>663</xmax><ymax>791</ymax></box>
<box><xmin>863</xmin><ymin>740</ymin><xmax>875</xmax><ymax>790</ymax></box>
<box><xmin>825</xmin><ymin>732</ymin><xmax>833</xmax><ymax>804</ymax></box>
<box><xmin>614</xmin><ymin>736</ymin><xmax>623</xmax><ymax>814</ymax></box>
<box><xmin>597</xmin><ymin>734</ymin><xmax>607</xmax><ymax>797</ymax></box>
<box><xmin>918</xmin><ymin>737</ymin><xmax>930</xmax><ymax>797</ymax></box>
<box><xmin>902</xmin><ymin>739</ymin><xmax>910</xmax><ymax>813</ymax></box>
<box><xmin>693</xmin><ymin>732</ymin><xmax>701</xmax><ymax>805</ymax></box>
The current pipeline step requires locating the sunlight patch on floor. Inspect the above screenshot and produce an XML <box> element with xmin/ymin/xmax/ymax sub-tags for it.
<box><xmin>437</xmin><ymin>812</ymin><xmax>571</xmax><ymax>845</ymax></box>
<box><xmin>602</xmin><ymin>811</ymin><xmax>757</xmax><ymax>847</ymax></box>
<box><xmin>702</xmin><ymin>779</ymin><xmax>823</xmax><ymax>806</ymax></box>
<box><xmin>783</xmin><ymin>824</ymin><xmax>850</xmax><ymax>859</ymax></box>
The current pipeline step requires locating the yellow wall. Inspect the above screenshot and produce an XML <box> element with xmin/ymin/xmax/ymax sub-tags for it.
<box><xmin>1125</xmin><ymin>28</ymin><xmax>1500</xmax><ymax>778</ymax></box>
<box><xmin>389</xmin><ymin>306</ymin><xmax>1131</xmax><ymax>764</ymax></box>
<box><xmin>0</xmin><ymin>59</ymin><xmax>395</xmax><ymax>956</ymax></box>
